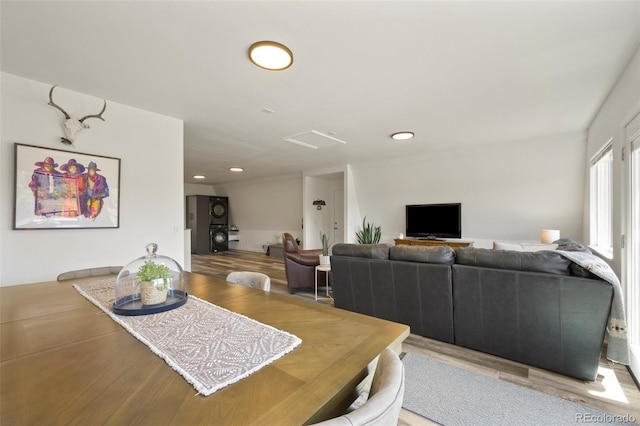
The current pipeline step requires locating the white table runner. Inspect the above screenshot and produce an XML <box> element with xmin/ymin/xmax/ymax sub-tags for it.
<box><xmin>74</xmin><ymin>278</ymin><xmax>301</xmax><ymax>396</ymax></box>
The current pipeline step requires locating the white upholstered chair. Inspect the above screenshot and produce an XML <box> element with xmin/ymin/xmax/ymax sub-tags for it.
<box><xmin>313</xmin><ymin>348</ymin><xmax>405</xmax><ymax>425</ymax></box>
<box><xmin>226</xmin><ymin>271</ymin><xmax>271</xmax><ymax>292</ymax></box>
<box><xmin>57</xmin><ymin>266</ymin><xmax>123</xmax><ymax>281</ymax></box>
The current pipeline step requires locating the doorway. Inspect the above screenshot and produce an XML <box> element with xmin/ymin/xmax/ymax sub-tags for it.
<box><xmin>302</xmin><ymin>169</ymin><xmax>346</xmax><ymax>250</ymax></box>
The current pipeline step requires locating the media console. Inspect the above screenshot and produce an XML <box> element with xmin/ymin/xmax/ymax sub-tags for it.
<box><xmin>394</xmin><ymin>238</ymin><xmax>473</xmax><ymax>249</ymax></box>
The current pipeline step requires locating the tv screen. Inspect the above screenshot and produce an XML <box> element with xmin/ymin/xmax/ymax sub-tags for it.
<box><xmin>405</xmin><ymin>203</ymin><xmax>461</xmax><ymax>239</ymax></box>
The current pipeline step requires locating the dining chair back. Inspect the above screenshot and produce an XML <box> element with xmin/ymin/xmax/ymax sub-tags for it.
<box><xmin>312</xmin><ymin>348</ymin><xmax>405</xmax><ymax>425</ymax></box>
<box><xmin>57</xmin><ymin>266</ymin><xmax>123</xmax><ymax>281</ymax></box>
<box><xmin>226</xmin><ymin>271</ymin><xmax>271</xmax><ymax>292</ymax></box>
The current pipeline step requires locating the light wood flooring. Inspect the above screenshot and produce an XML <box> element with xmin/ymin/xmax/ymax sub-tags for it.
<box><xmin>191</xmin><ymin>250</ymin><xmax>640</xmax><ymax>425</ymax></box>
<box><xmin>192</xmin><ymin>249</ymin><xmax>333</xmax><ymax>304</ymax></box>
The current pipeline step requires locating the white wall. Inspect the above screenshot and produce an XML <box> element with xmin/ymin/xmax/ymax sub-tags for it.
<box><xmin>1</xmin><ymin>73</ymin><xmax>184</xmax><ymax>286</ymax></box>
<box><xmin>345</xmin><ymin>164</ymin><xmax>361</xmax><ymax>244</ymax></box>
<box><xmin>350</xmin><ymin>131</ymin><xmax>587</xmax><ymax>249</ymax></box>
<box><xmin>212</xmin><ymin>132</ymin><xmax>586</xmax><ymax>253</ymax></box>
<box><xmin>185</xmin><ymin>183</ymin><xmax>216</xmax><ymax>196</ymax></box>
<box><xmin>213</xmin><ymin>174</ymin><xmax>303</xmax><ymax>252</ymax></box>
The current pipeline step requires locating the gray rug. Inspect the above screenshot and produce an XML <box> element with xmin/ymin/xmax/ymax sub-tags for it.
<box><xmin>402</xmin><ymin>353</ymin><xmax>636</xmax><ymax>426</ymax></box>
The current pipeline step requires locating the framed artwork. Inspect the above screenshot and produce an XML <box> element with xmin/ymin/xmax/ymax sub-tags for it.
<box><xmin>13</xmin><ymin>143</ymin><xmax>121</xmax><ymax>230</ymax></box>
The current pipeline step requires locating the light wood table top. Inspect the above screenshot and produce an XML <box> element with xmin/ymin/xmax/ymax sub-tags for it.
<box><xmin>1</xmin><ymin>272</ymin><xmax>409</xmax><ymax>425</ymax></box>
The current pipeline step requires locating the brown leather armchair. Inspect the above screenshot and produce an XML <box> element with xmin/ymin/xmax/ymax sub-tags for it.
<box><xmin>282</xmin><ymin>233</ymin><xmax>326</xmax><ymax>293</ymax></box>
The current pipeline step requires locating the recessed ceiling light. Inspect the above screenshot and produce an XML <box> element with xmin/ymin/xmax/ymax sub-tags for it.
<box><xmin>391</xmin><ymin>131</ymin><xmax>415</xmax><ymax>140</ymax></box>
<box><xmin>249</xmin><ymin>41</ymin><xmax>293</xmax><ymax>71</ymax></box>
<box><xmin>229</xmin><ymin>167</ymin><xmax>244</xmax><ymax>172</ymax></box>
<box><xmin>193</xmin><ymin>175</ymin><xmax>205</xmax><ymax>179</ymax></box>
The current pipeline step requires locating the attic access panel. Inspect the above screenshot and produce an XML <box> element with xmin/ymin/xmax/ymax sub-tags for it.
<box><xmin>282</xmin><ymin>130</ymin><xmax>347</xmax><ymax>150</ymax></box>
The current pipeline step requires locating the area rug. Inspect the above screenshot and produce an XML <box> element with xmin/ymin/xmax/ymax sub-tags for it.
<box><xmin>402</xmin><ymin>353</ymin><xmax>636</xmax><ymax>426</ymax></box>
<box><xmin>73</xmin><ymin>278</ymin><xmax>301</xmax><ymax>396</ymax></box>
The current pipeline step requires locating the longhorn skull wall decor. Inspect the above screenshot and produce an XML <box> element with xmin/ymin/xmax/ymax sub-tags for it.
<box><xmin>48</xmin><ymin>85</ymin><xmax>107</xmax><ymax>145</ymax></box>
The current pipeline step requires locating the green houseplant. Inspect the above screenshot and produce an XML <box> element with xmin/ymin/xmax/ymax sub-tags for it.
<box><xmin>355</xmin><ymin>216</ymin><xmax>382</xmax><ymax>244</ymax></box>
<box><xmin>319</xmin><ymin>231</ymin><xmax>330</xmax><ymax>265</ymax></box>
<box><xmin>137</xmin><ymin>260</ymin><xmax>173</xmax><ymax>305</ymax></box>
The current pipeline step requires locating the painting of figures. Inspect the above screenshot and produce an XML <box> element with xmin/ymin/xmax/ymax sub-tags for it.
<box><xmin>14</xmin><ymin>144</ymin><xmax>120</xmax><ymax>229</ymax></box>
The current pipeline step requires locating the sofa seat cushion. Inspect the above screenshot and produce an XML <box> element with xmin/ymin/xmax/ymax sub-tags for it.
<box><xmin>389</xmin><ymin>245</ymin><xmax>455</xmax><ymax>265</ymax></box>
<box><xmin>456</xmin><ymin>247</ymin><xmax>571</xmax><ymax>275</ymax></box>
<box><xmin>331</xmin><ymin>244</ymin><xmax>390</xmax><ymax>260</ymax></box>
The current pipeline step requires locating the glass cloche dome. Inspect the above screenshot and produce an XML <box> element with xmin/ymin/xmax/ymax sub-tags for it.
<box><xmin>113</xmin><ymin>243</ymin><xmax>187</xmax><ymax>315</ymax></box>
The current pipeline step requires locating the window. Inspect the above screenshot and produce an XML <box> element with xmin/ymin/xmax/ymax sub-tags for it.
<box><xmin>590</xmin><ymin>141</ymin><xmax>613</xmax><ymax>256</ymax></box>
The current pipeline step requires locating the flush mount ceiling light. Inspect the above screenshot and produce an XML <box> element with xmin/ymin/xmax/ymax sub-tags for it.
<box><xmin>229</xmin><ymin>167</ymin><xmax>244</xmax><ymax>172</ymax></box>
<box><xmin>391</xmin><ymin>131</ymin><xmax>415</xmax><ymax>140</ymax></box>
<box><xmin>249</xmin><ymin>41</ymin><xmax>293</xmax><ymax>71</ymax></box>
<box><xmin>193</xmin><ymin>175</ymin><xmax>205</xmax><ymax>179</ymax></box>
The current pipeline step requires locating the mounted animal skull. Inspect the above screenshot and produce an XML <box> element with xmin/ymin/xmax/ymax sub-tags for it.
<box><xmin>48</xmin><ymin>85</ymin><xmax>106</xmax><ymax>145</ymax></box>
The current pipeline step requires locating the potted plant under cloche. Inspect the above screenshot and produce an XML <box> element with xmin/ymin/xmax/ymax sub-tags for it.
<box><xmin>319</xmin><ymin>231</ymin><xmax>331</xmax><ymax>266</ymax></box>
<box><xmin>137</xmin><ymin>260</ymin><xmax>173</xmax><ymax>305</ymax></box>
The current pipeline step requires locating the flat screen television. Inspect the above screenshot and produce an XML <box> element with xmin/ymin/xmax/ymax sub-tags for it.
<box><xmin>405</xmin><ymin>203</ymin><xmax>462</xmax><ymax>239</ymax></box>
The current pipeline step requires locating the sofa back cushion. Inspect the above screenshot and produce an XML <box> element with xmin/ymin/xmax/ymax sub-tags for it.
<box><xmin>330</xmin><ymin>254</ymin><xmax>454</xmax><ymax>343</ymax></box>
<box><xmin>389</xmin><ymin>245</ymin><xmax>455</xmax><ymax>265</ymax></box>
<box><xmin>455</xmin><ymin>247</ymin><xmax>571</xmax><ymax>275</ymax></box>
<box><xmin>331</xmin><ymin>243</ymin><xmax>390</xmax><ymax>260</ymax></box>
<box><xmin>493</xmin><ymin>241</ymin><xmax>558</xmax><ymax>252</ymax></box>
<box><xmin>550</xmin><ymin>238</ymin><xmax>598</xmax><ymax>278</ymax></box>
<box><xmin>554</xmin><ymin>238</ymin><xmax>592</xmax><ymax>253</ymax></box>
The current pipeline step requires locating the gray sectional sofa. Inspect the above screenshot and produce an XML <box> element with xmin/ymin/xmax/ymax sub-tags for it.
<box><xmin>330</xmin><ymin>242</ymin><xmax>614</xmax><ymax>381</ymax></box>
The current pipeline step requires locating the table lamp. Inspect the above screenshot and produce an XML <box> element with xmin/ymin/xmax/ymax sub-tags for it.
<box><xmin>540</xmin><ymin>229</ymin><xmax>560</xmax><ymax>244</ymax></box>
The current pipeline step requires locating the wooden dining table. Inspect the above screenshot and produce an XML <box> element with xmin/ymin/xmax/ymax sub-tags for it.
<box><xmin>0</xmin><ymin>272</ymin><xmax>409</xmax><ymax>425</ymax></box>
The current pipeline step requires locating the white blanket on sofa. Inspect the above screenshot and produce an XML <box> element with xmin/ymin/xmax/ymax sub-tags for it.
<box><xmin>554</xmin><ymin>250</ymin><xmax>629</xmax><ymax>366</ymax></box>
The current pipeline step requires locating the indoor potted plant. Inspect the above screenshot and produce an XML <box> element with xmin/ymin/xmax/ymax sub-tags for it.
<box><xmin>355</xmin><ymin>216</ymin><xmax>382</xmax><ymax>244</ymax></box>
<box><xmin>319</xmin><ymin>231</ymin><xmax>331</xmax><ymax>265</ymax></box>
<box><xmin>137</xmin><ymin>260</ymin><xmax>173</xmax><ymax>305</ymax></box>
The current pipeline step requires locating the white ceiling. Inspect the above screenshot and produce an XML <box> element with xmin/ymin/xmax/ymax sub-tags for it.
<box><xmin>2</xmin><ymin>1</ymin><xmax>639</xmax><ymax>184</ymax></box>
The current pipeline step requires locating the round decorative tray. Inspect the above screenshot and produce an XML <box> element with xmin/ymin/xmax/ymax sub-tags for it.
<box><xmin>113</xmin><ymin>290</ymin><xmax>188</xmax><ymax>316</ymax></box>
<box><xmin>114</xmin><ymin>242</ymin><xmax>188</xmax><ymax>316</ymax></box>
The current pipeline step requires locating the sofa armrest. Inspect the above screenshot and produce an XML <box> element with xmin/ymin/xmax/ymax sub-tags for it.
<box><xmin>286</xmin><ymin>251</ymin><xmax>321</xmax><ymax>266</ymax></box>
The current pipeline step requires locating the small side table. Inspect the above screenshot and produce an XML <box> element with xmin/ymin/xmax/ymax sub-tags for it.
<box><xmin>315</xmin><ymin>264</ymin><xmax>331</xmax><ymax>302</ymax></box>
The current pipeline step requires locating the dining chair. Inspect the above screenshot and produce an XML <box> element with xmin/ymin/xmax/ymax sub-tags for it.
<box><xmin>57</xmin><ymin>266</ymin><xmax>123</xmax><ymax>281</ymax></box>
<box><xmin>312</xmin><ymin>348</ymin><xmax>405</xmax><ymax>425</ymax></box>
<box><xmin>226</xmin><ymin>271</ymin><xmax>271</xmax><ymax>292</ymax></box>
